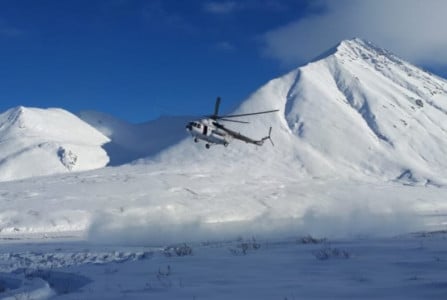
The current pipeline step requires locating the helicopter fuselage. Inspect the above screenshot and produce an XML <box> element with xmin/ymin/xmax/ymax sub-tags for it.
<box><xmin>186</xmin><ymin>118</ymin><xmax>231</xmax><ymax>147</ymax></box>
<box><xmin>185</xmin><ymin>97</ymin><xmax>278</xmax><ymax>148</ymax></box>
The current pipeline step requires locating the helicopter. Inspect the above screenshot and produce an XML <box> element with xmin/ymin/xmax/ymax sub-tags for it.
<box><xmin>185</xmin><ymin>97</ymin><xmax>279</xmax><ymax>149</ymax></box>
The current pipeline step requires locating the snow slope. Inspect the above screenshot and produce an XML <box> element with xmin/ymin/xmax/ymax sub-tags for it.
<box><xmin>0</xmin><ymin>107</ymin><xmax>109</xmax><ymax>182</ymax></box>
<box><xmin>0</xmin><ymin>157</ymin><xmax>447</xmax><ymax>299</ymax></box>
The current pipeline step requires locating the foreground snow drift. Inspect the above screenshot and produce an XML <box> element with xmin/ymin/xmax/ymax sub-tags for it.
<box><xmin>1</xmin><ymin>232</ymin><xmax>447</xmax><ymax>299</ymax></box>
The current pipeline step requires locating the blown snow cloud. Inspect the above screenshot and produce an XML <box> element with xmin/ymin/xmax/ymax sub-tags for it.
<box><xmin>262</xmin><ymin>0</ymin><xmax>447</xmax><ymax>66</ymax></box>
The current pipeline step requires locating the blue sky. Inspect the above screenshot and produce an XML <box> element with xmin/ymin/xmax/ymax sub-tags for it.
<box><xmin>1</xmin><ymin>0</ymin><xmax>447</xmax><ymax>122</ymax></box>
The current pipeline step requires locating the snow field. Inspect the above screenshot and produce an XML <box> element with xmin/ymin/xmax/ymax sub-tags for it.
<box><xmin>1</xmin><ymin>38</ymin><xmax>447</xmax><ymax>298</ymax></box>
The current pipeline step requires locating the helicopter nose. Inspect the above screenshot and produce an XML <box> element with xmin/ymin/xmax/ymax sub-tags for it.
<box><xmin>186</xmin><ymin>123</ymin><xmax>192</xmax><ymax>131</ymax></box>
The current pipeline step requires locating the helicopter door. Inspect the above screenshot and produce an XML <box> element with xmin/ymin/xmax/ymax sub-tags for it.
<box><xmin>203</xmin><ymin>125</ymin><xmax>208</xmax><ymax>135</ymax></box>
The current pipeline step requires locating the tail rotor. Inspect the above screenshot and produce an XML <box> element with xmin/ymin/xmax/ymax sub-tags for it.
<box><xmin>261</xmin><ymin>127</ymin><xmax>274</xmax><ymax>146</ymax></box>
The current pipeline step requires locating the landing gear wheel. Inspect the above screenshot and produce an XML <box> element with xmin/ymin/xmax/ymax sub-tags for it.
<box><xmin>205</xmin><ymin>144</ymin><xmax>210</xmax><ymax>149</ymax></box>
<box><xmin>194</xmin><ymin>138</ymin><xmax>199</xmax><ymax>143</ymax></box>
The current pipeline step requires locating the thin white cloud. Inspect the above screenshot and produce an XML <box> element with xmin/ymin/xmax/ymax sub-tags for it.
<box><xmin>261</xmin><ymin>0</ymin><xmax>447</xmax><ymax>67</ymax></box>
<box><xmin>215</xmin><ymin>41</ymin><xmax>236</xmax><ymax>52</ymax></box>
<box><xmin>203</xmin><ymin>1</ymin><xmax>238</xmax><ymax>14</ymax></box>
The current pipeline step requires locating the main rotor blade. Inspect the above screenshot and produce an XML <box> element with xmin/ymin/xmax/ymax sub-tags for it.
<box><xmin>219</xmin><ymin>118</ymin><xmax>250</xmax><ymax>124</ymax></box>
<box><xmin>213</xmin><ymin>97</ymin><xmax>221</xmax><ymax>118</ymax></box>
<box><xmin>219</xmin><ymin>109</ymin><xmax>279</xmax><ymax>119</ymax></box>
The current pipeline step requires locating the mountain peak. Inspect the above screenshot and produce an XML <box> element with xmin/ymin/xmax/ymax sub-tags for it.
<box><xmin>335</xmin><ymin>38</ymin><xmax>399</xmax><ymax>62</ymax></box>
<box><xmin>338</xmin><ymin>37</ymin><xmax>373</xmax><ymax>49</ymax></box>
<box><xmin>7</xmin><ymin>104</ymin><xmax>25</xmax><ymax>116</ymax></box>
<box><xmin>311</xmin><ymin>38</ymin><xmax>401</xmax><ymax>67</ymax></box>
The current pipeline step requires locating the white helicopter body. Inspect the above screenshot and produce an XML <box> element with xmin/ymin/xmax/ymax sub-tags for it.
<box><xmin>186</xmin><ymin>118</ymin><xmax>231</xmax><ymax>147</ymax></box>
<box><xmin>186</xmin><ymin>97</ymin><xmax>277</xmax><ymax>149</ymax></box>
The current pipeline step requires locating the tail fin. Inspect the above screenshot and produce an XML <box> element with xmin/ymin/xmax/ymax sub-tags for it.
<box><xmin>260</xmin><ymin>127</ymin><xmax>274</xmax><ymax>146</ymax></box>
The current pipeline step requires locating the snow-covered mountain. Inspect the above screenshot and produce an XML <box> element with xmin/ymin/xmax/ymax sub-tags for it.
<box><xmin>0</xmin><ymin>106</ymin><xmax>191</xmax><ymax>181</ymax></box>
<box><xmin>155</xmin><ymin>38</ymin><xmax>447</xmax><ymax>184</ymax></box>
<box><xmin>0</xmin><ymin>107</ymin><xmax>109</xmax><ymax>181</ymax></box>
<box><xmin>1</xmin><ymin>38</ymin><xmax>447</xmax><ymax>184</ymax></box>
